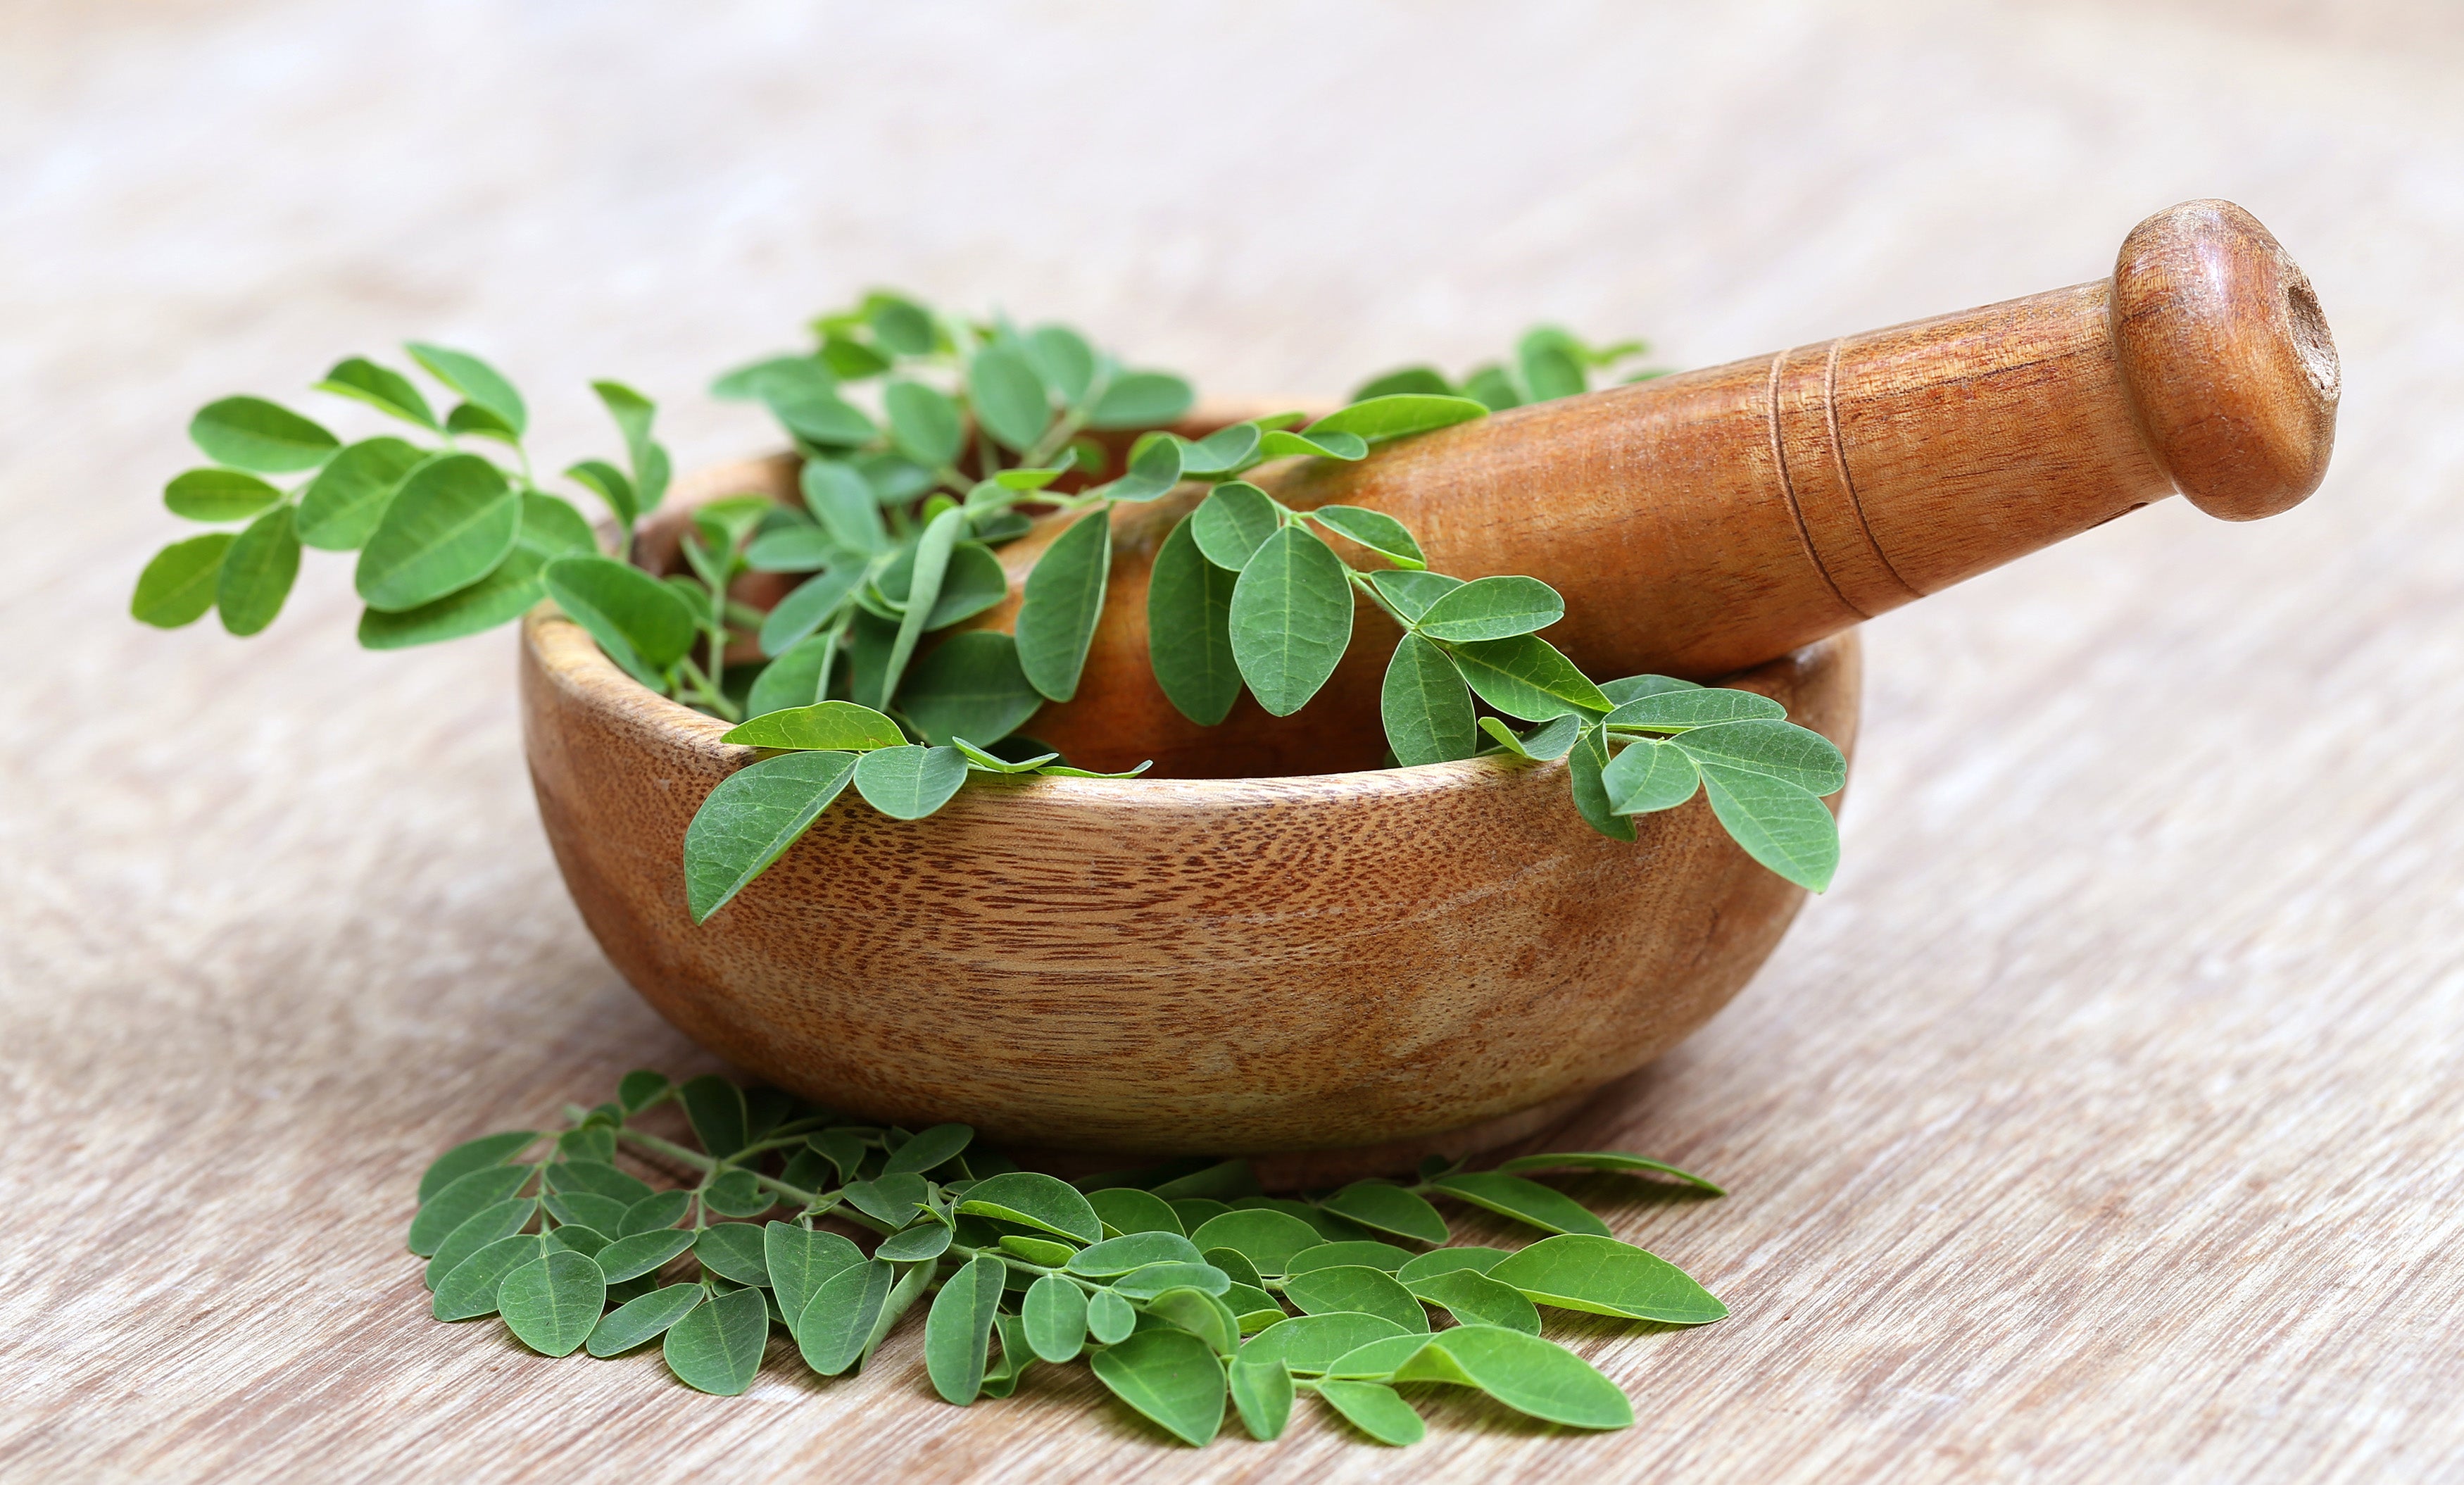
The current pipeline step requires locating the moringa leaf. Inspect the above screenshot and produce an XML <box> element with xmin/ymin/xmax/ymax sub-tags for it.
<box><xmin>418</xmin><ymin>1130</ymin><xmax>539</xmax><ymax>1203</ymax></box>
<box><xmin>744</xmin><ymin>633</ymin><xmax>834</xmax><ymax>719</ymax></box>
<box><xmin>356</xmin><ymin>491</ymin><xmax>594</xmax><ymax>651</ymax></box>
<box><xmin>924</xmin><ymin>1253</ymin><xmax>1007</xmax><ymax>1404</ymax></box>
<box><xmin>1602</xmin><ymin>737</ymin><xmax>1701</xmax><ymax>815</ymax></box>
<box><xmin>759</xmin><ymin>568</ymin><xmax>865</xmax><ymax>657</ymax></box>
<box><xmin>664</xmin><ymin>1285</ymin><xmax>769</xmax><ymax>1395</ymax></box>
<box><xmin>1601</xmin><ymin>672</ymin><xmax>1702</xmax><ymax>704</ymax></box>
<box><xmin>587</xmin><ymin>1282</ymin><xmax>703</xmax><ymax>1357</ymax></box>
<box><xmin>1304</xmin><ymin>393</ymin><xmax>1486</xmax><ymax>444</ymax></box>
<box><xmin>1320</xmin><ymin>1182</ymin><xmax>1451</xmax><ymax>1245</ymax></box>
<box><xmin>743</xmin><ymin>523</ymin><xmax>839</xmax><ymax>574</ymax></box>
<box><xmin>1315</xmin><ymin>1379</ymin><xmax>1425</xmax><ymax>1446</ymax></box>
<box><xmin>1188</xmin><ymin>1210</ymin><xmax>1322</xmax><ymax>1278</ymax></box>
<box><xmin>1176</xmin><ymin>422</ymin><xmax>1262</xmax><ymax>476</ymax></box>
<box><xmin>1395</xmin><ymin>1246</ymin><xmax>1509</xmax><ymax>1284</ymax></box>
<box><xmin>1026</xmin><ymin>325</ymin><xmax>1097</xmax><ymax>405</ymax></box>
<box><xmin>409</xmin><ymin>1165</ymin><xmax>534</xmax><ymax>1255</ymax></box>
<box><xmin>1144</xmin><ymin>1286</ymin><xmax>1240</xmax><ymax>1356</ymax></box>
<box><xmin>803</xmin><ymin>460</ymin><xmax>889</xmax><ymax>553</ymax></box>
<box><xmin>215</xmin><ymin>505</ymin><xmax>301</xmax><ymax>637</ymax></box>
<box><xmin>1392</xmin><ymin>1324</ymin><xmax>1633</xmax><ymax>1429</ymax></box>
<box><xmin>765</xmin><ymin>362</ymin><xmax>877</xmax><ymax>447</ymax></box>
<box><xmin>876</xmin><ymin>1220</ymin><xmax>955</xmax><ymax>1262</ymax></box>
<box><xmin>1023</xmin><ymin>1273</ymin><xmax>1088</xmax><ymax>1362</ymax></box>
<box><xmin>1229</xmin><ymin>526</ymin><xmax>1352</xmax><ymax>717</ymax></box>
<box><xmin>405</xmin><ymin>343</ymin><xmax>526</xmax><ymax>436</ymax></box>
<box><xmin>423</xmin><ymin>1198</ymin><xmax>539</xmax><ymax>1289</ymax></box>
<box><xmin>595</xmin><ymin>1228</ymin><xmax>695</xmax><ymax>1284</ymax></box>
<box><xmin>1428</xmin><ymin>1172</ymin><xmax>1613</xmax><ymax>1236</ymax></box>
<box><xmin>1605</xmin><ymin>687</ymin><xmax>1785</xmax><ymax>729</ymax></box>
<box><xmin>444</xmin><ymin>398</ymin><xmax>520</xmax><ymax>446</ymax></box>
<box><xmin>951</xmin><ymin>737</ymin><xmax>1057</xmax><ymax>773</ymax></box>
<box><xmin>841</xmin><ymin>1172</ymin><xmax>929</xmax><ymax>1227</ymax></box>
<box><xmin>589</xmin><ymin>379</ymin><xmax>665</xmax><ymax>515</ymax></box>
<box><xmin>1110</xmin><ymin>1262</ymin><xmax>1231</xmax><ymax>1301</ymax></box>
<box><xmin>1366</xmin><ymin>568</ymin><xmax>1463</xmax><ymax>624</ymax></box>
<box><xmin>679</xmin><ymin>1074</ymin><xmax>749</xmax><ymax>1159</ymax></box>
<box><xmin>497</xmin><ymin>1250</ymin><xmax>605</xmax><ymax>1357</ymax></box>
<box><xmin>164</xmin><ymin>468</ymin><xmax>282</xmax><ymax>524</ymax></box>
<box><xmin>851</xmin><ymin>744</ymin><xmax>969</xmax><ymax>820</ymax></box>
<box><xmin>1307</xmin><ymin>506</ymin><xmax>1425</xmax><ymax>569</ymax></box>
<box><xmin>865</xmin><ymin>1259</ymin><xmax>937</xmax><ymax>1369</ymax></box>
<box><xmin>683</xmin><ymin>751</ymin><xmax>860</xmax><ymax>922</ymax></box>
<box><xmin>541</xmin><ymin>553</ymin><xmax>700</xmax><ymax>684</ymax></box>
<box><xmin>1668</xmin><ymin>720</ymin><xmax>1848</xmax><ymax>795</ymax></box>
<box><xmin>1494</xmin><ymin>1151</ymin><xmax>1726</xmax><ymax>1193</ymax></box>
<box><xmin>1569</xmin><ymin>725</ymin><xmax>1637</xmax><ymax>842</ymax></box>
<box><xmin>1697</xmin><ymin>763</ymin><xmax>1840</xmax><ymax>891</ymax></box>
<box><xmin>883</xmin><ymin>507</ymin><xmax>964</xmax><ymax>697</ymax></box>
<box><xmin>543</xmin><ymin>1191</ymin><xmax>631</xmax><ymax>1234</ymax></box>
<box><xmin>898</xmin><ymin>632</ymin><xmax>1041</xmax><ymax>746</ymax></box>
<box><xmin>1086</xmin><ymin>370</ymin><xmax>1195</xmax><ymax>431</ymax></box>
<box><xmin>315</xmin><ymin>356</ymin><xmax>439</xmax><ymax>430</ymax></box>
<box><xmin>294</xmin><ymin>437</ymin><xmax>429</xmax><ymax>549</ymax></box>
<box><xmin>132</xmin><ymin>534</ymin><xmax>236</xmax><ymax>628</ymax></box>
<box><xmin>797</xmin><ymin>1258</ymin><xmax>896</xmax><ymax>1375</ymax></box>
<box><xmin>189</xmin><ymin>396</ymin><xmax>339</xmax><ymax>472</ymax></box>
<box><xmin>1283</xmin><ymin>1241</ymin><xmax>1414</xmax><ymax>1276</ymax></box>
<box><xmin>703</xmin><ymin>1168</ymin><xmax>777</xmax><ymax>1220</ymax></box>
<box><xmin>1484</xmin><ymin>1233</ymin><xmax>1728</xmax><ymax>1324</ymax></box>
<box><xmin>956</xmin><ymin>1172</ymin><xmax>1102</xmax><ymax>1244</ymax></box>
<box><xmin>1230</xmin><ymin>1353</ymin><xmax>1294</xmax><ymax>1440</ymax></box>
<box><xmin>1067</xmin><ymin>1231</ymin><xmax>1204</xmax><ymax>1277</ymax></box>
<box><xmin>1443</xmin><ymin>633</ymin><xmax>1611</xmax><ymax>722</ymax></box>
<box><xmin>695</xmin><ymin>1222</ymin><xmax>772</xmax><ymax>1287</ymax></box>
<box><xmin>1404</xmin><ymin>1267</ymin><xmax>1541</xmax><ymax>1334</ymax></box>
<box><xmin>1278</xmin><ymin>1266</ymin><xmax>1429</xmax><ymax>1332</ymax></box>
<box><xmin>1255</xmin><ymin>427</ymin><xmax>1368</xmax><ymax>461</ymax></box>
<box><xmin>1350</xmin><ymin>365</ymin><xmax>1454</xmax><ymax>400</ymax></box>
<box><xmin>1415</xmin><ymin>575</ymin><xmax>1565</xmax><ymax>642</ymax></box>
<box><xmin>885</xmin><ymin>379</ymin><xmax>963</xmax><ymax>469</ymax></box>
<box><xmin>882</xmin><ymin>1123</ymin><xmax>974</xmax><ymax>1177</ymax></box>
<box><xmin>1087</xmin><ymin>1187</ymin><xmax>1183</xmax><ymax>1237</ymax></box>
<box><xmin>1236</xmin><ymin>1312</ymin><xmax>1409</xmax><ymax>1375</ymax></box>
<box><xmin>616</xmin><ymin>1070</ymin><xmax>670</xmax><ymax>1113</ymax></box>
<box><xmin>1517</xmin><ymin>713</ymin><xmax>1585</xmax><ymax>762</ymax></box>
<box><xmin>1189</xmin><ymin>482</ymin><xmax>1280</xmax><ymax>572</ymax></box>
<box><xmin>1097</xmin><ymin>435</ymin><xmax>1183</xmax><ymax>503</ymax></box>
<box><xmin>1087</xmin><ymin>1286</ymin><xmax>1137</xmax><ymax>1345</ymax></box>
<box><xmin>969</xmin><ymin>344</ymin><xmax>1051</xmax><ymax>452</ymax></box>
<box><xmin>724</xmin><ymin>699</ymin><xmax>903</xmax><ymax>751</ymax></box>
<box><xmin>1089</xmin><ymin>1329</ymin><xmax>1224</xmax><ymax>1446</ymax></box>
<box><xmin>1014</xmin><ymin>508</ymin><xmax>1110</xmax><ymax>702</ymax></box>
<box><xmin>430</xmin><ymin>1233</ymin><xmax>546</xmax><ymax>1321</ymax></box>
<box><xmin>1148</xmin><ymin>516</ymin><xmax>1243</xmax><ymax>725</ymax></box>
<box><xmin>356</xmin><ymin>453</ymin><xmax>520</xmax><ymax>612</ymax></box>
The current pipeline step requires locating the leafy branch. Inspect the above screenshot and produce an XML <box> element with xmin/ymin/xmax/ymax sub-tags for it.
<box><xmin>410</xmin><ymin>1071</ymin><xmax>1729</xmax><ymax>1446</ymax></box>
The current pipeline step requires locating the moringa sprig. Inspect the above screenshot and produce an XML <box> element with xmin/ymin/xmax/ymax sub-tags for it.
<box><xmin>410</xmin><ymin>1070</ymin><xmax>1729</xmax><ymax>1446</ymax></box>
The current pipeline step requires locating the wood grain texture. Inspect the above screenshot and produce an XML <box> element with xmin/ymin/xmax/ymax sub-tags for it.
<box><xmin>4</xmin><ymin>2</ymin><xmax>2461</xmax><ymax>1481</ymax></box>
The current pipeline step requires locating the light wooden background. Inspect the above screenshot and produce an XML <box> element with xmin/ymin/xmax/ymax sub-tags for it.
<box><xmin>4</xmin><ymin>2</ymin><xmax>2460</xmax><ymax>1480</ymax></box>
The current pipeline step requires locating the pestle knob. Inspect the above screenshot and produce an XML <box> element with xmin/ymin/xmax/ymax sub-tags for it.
<box><xmin>1001</xmin><ymin>199</ymin><xmax>2338</xmax><ymax>777</ymax></box>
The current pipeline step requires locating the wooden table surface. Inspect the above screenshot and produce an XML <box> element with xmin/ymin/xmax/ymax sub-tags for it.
<box><xmin>6</xmin><ymin>3</ymin><xmax>2461</xmax><ymax>1480</ymax></box>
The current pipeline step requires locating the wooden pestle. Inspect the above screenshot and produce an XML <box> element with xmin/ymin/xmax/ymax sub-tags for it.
<box><xmin>995</xmin><ymin>199</ymin><xmax>2340</xmax><ymax>778</ymax></box>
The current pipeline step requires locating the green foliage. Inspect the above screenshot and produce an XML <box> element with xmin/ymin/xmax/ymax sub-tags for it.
<box><xmin>403</xmin><ymin>1071</ymin><xmax>1728</xmax><ymax>1448</ymax></box>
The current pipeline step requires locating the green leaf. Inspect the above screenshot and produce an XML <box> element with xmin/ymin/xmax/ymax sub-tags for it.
<box><xmin>546</xmin><ymin>1222</ymin><xmax>611</xmax><ymax>1256</ymax></box>
<box><xmin>695</xmin><ymin>1222</ymin><xmax>772</xmax><ymax>1286</ymax></box>
<box><xmin>1257</xmin><ymin>427</ymin><xmax>1370</xmax><ymax>462</ymax></box>
<box><xmin>758</xmin><ymin>1225</ymin><xmax>861</xmax><ymax>1333</ymax></box>
<box><xmin>1485</xmin><ymin>1233</ymin><xmax>1727</xmax><ymax>1324</ymax></box>
<box><xmin>1086</xmin><ymin>1188</ymin><xmax>1183</xmax><ymax>1236</ymax></box>
<box><xmin>211</xmin><ymin>505</ymin><xmax>300</xmax><ymax>637</ymax></box>
<box><xmin>1416</xmin><ymin>575</ymin><xmax>1565</xmax><ymax>642</ymax></box>
<box><xmin>684</xmin><ymin>750</ymin><xmax>860</xmax><ymax>922</ymax></box>
<box><xmin>189</xmin><ymin>396</ymin><xmax>339</xmax><ymax>473</ymax></box>
<box><xmin>315</xmin><ymin>357</ymin><xmax>439</xmax><ymax>430</ymax></box>
<box><xmin>1512</xmin><ymin>713</ymin><xmax>1584</xmax><ymax>762</ymax></box>
<box><xmin>131</xmin><ymin>534</ymin><xmax>236</xmax><ymax>628</ymax></box>
<box><xmin>1379</xmin><ymin>633</ymin><xmax>1478</xmax><ymax>767</ymax></box>
<box><xmin>1392</xmin><ymin>1324</ymin><xmax>1631</xmax><ymax>1429</ymax></box>
<box><xmin>1405</xmin><ymin>1267</ymin><xmax>1541</xmax><ymax>1334</ymax></box>
<box><xmin>1067</xmin><ymin>1232</ymin><xmax>1204</xmax><ymax>1277</ymax></box>
<box><xmin>1098</xmin><ymin>435</ymin><xmax>1184</xmax><ymax>503</ymax></box>
<box><xmin>1026</xmin><ymin>325</ymin><xmax>1098</xmax><ymax>405</ymax></box>
<box><xmin>760</xmin><ymin>361</ymin><xmax>876</xmax><ymax>446</ymax></box>
<box><xmin>1228</xmin><ymin>526</ymin><xmax>1353</xmax><ymax>717</ymax></box>
<box><xmin>1023</xmin><ymin>1274</ymin><xmax>1088</xmax><ymax>1363</ymax></box>
<box><xmin>1668</xmin><ymin>719</ymin><xmax>1848</xmax><ymax>795</ymax></box>
<box><xmin>355</xmin><ymin>490</ymin><xmax>594</xmax><ymax>650</ymax></box>
<box><xmin>969</xmin><ymin>344</ymin><xmax>1052</xmax><ymax>451</ymax></box>
<box><xmin>564</xmin><ymin>459</ymin><xmax>636</xmax><ymax>526</ymax></box>
<box><xmin>541</xmin><ymin>553</ymin><xmax>699</xmax><ymax>685</ymax></box>
<box><xmin>430</xmin><ymin>1234</ymin><xmax>546</xmax><ymax>1320</ymax></box>
<box><xmin>616</xmin><ymin>1070</ymin><xmax>670</xmax><ymax>1113</ymax></box>
<box><xmin>1145</xmin><ymin>1286</ymin><xmax>1240</xmax><ymax>1355</ymax></box>
<box><xmin>587</xmin><ymin>1282</ymin><xmax>703</xmax><ymax>1356</ymax></box>
<box><xmin>1567</xmin><ymin>725</ymin><xmax>1636</xmax><ymax>841</ymax></box>
<box><xmin>1151</xmin><ymin>1160</ymin><xmax>1260</xmax><ymax>1202</ymax></box>
<box><xmin>1147</xmin><ymin>516</ymin><xmax>1243</xmax><ymax>725</ymax></box>
<box><xmin>1366</xmin><ymin>569</ymin><xmax>1463</xmax><ymax>624</ymax></box>
<box><xmin>354</xmin><ymin>453</ymin><xmax>518</xmax><ymax>612</ymax></box>
<box><xmin>295</xmin><ymin>439</ymin><xmax>430</xmax><ymax>551</ymax></box>
<box><xmin>800</xmin><ymin>461</ymin><xmax>888</xmax><ymax>556</ymax></box>
<box><xmin>841</xmin><ymin>1172</ymin><xmax>929</xmax><ymax>1227</ymax></box>
<box><xmin>925</xmin><ymin>1253</ymin><xmax>1007</xmax><ymax>1404</ymax></box>
<box><xmin>1305</xmin><ymin>393</ymin><xmax>1487</xmax><ymax>444</ymax></box>
<box><xmin>703</xmin><ymin>1169</ymin><xmax>775</xmax><ymax>1219</ymax></box>
<box><xmin>423</xmin><ymin>1198</ymin><xmax>539</xmax><ymax>1288</ymax></box>
<box><xmin>1464</xmin><ymin>365</ymin><xmax>1523</xmax><ymax>411</ymax></box>
<box><xmin>497</xmin><ymin>1250</ymin><xmax>606</xmax><ymax>1357</ymax></box>
<box><xmin>409</xmin><ymin>1165</ymin><xmax>534</xmax><ymax>1255</ymax></box>
<box><xmin>865</xmin><ymin>294</ymin><xmax>937</xmax><ymax>356</ymax></box>
<box><xmin>1443</xmin><ymin>634</ymin><xmax>1611</xmax><ymax>721</ymax></box>
<box><xmin>1237</xmin><ymin>1312</ymin><xmax>1408</xmax><ymax>1377</ymax></box>
<box><xmin>164</xmin><ymin>468</ymin><xmax>282</xmax><ymax>524</ymax></box>
<box><xmin>664</xmin><ymin>1285</ymin><xmax>769</xmax><ymax>1395</ymax></box>
<box><xmin>870</xmin><ymin>1124</ymin><xmax>966</xmax><ymax>1177</ymax></box>
<box><xmin>1315</xmin><ymin>1379</ymin><xmax>1425</xmax><ymax>1445</ymax></box>
<box><xmin>1014</xmin><ymin>509</ymin><xmax>1111</xmax><ymax>703</ymax></box>
<box><xmin>418</xmin><ymin>1130</ymin><xmax>540</xmax><ymax>1203</ymax></box>
<box><xmin>1316</xmin><ymin>1183</ymin><xmax>1450</xmax><ymax>1246</ymax></box>
<box><xmin>1086</xmin><ymin>371</ymin><xmax>1195</xmax><ymax>431</ymax></box>
<box><xmin>885</xmin><ymin>380</ymin><xmax>962</xmax><ymax>468</ymax></box>
<box><xmin>1321</xmin><ymin>1332</ymin><xmax>1433</xmax><ymax>1379</ymax></box>
<box><xmin>1351</xmin><ymin>366</ymin><xmax>1454</xmax><ymax>401</ymax></box>
<box><xmin>957</xmin><ymin>1171</ymin><xmax>1103</xmax><ymax>1244</ymax></box>
<box><xmin>743</xmin><ymin>523</ymin><xmax>837</xmax><ymax>574</ymax></box>
<box><xmin>1190</xmin><ymin>482</ymin><xmax>1279</xmax><ymax>572</ymax></box>
<box><xmin>1034</xmin><ymin>759</ymin><xmax>1153</xmax><ymax>779</ymax></box>
<box><xmin>1307</xmin><ymin>505</ymin><xmax>1425</xmax><ymax>568</ymax></box>
<box><xmin>1602</xmin><ymin>737</ymin><xmax>1701</xmax><ymax>815</ymax></box>
<box><xmin>680</xmin><ymin>1074</ymin><xmax>749</xmax><ymax>1158</ymax></box>
<box><xmin>1601</xmin><ymin>672</ymin><xmax>1700</xmax><ymax>704</ymax></box>
<box><xmin>1111</xmin><ymin>1262</ymin><xmax>1231</xmax><ymax>1300</ymax></box>
<box><xmin>1395</xmin><ymin>1246</ymin><xmax>1509</xmax><ymax>1284</ymax></box>
<box><xmin>760</xmin><ymin>569</ymin><xmax>865</xmax><ymax>658</ymax></box>
<box><xmin>1427</xmin><ymin>1172</ymin><xmax>1613</xmax><ymax>1236</ymax></box>
<box><xmin>952</xmin><ymin>737</ymin><xmax>1057</xmax><ymax>772</ymax></box>
<box><xmin>1089</xmin><ymin>1329</ymin><xmax>1224</xmax><ymax>1446</ymax></box>
<box><xmin>1492</xmin><ymin>1152</ymin><xmax>1723</xmax><ymax>1193</ymax></box>
<box><xmin>1188</xmin><ymin>1210</ymin><xmax>1323</xmax><ymax>1278</ymax></box>
<box><xmin>745</xmin><ymin>634</ymin><xmax>834</xmax><ymax>719</ymax></box>
<box><xmin>881</xmin><ymin>539</ymin><xmax>1005</xmax><ymax>629</ymax></box>
<box><xmin>884</xmin><ymin>507</ymin><xmax>964</xmax><ymax>698</ymax></box>
<box><xmin>1283</xmin><ymin>1241</ymin><xmax>1414</xmax><ymax>1275</ymax></box>
<box><xmin>1697</xmin><ymin>762</ymin><xmax>1840</xmax><ymax>891</ymax></box>
<box><xmin>404</xmin><ymin>342</ymin><xmax>526</xmax><ymax>436</ymax></box>
<box><xmin>1228</xmin><ymin>1353</ymin><xmax>1295</xmax><ymax>1441</ymax></box>
<box><xmin>590</xmin><ymin>379</ymin><xmax>664</xmax><ymax>515</ymax></box>
<box><xmin>822</xmin><ymin>332</ymin><xmax>893</xmax><ymax>380</ymax></box>
<box><xmin>1605</xmin><ymin>687</ymin><xmax>1785</xmax><ymax>729</ymax></box>
<box><xmin>1087</xmin><ymin>1286</ymin><xmax>1138</xmax><ymax>1344</ymax></box>
<box><xmin>543</xmin><ymin>1191</ymin><xmax>631</xmax><ymax>1234</ymax></box>
<box><xmin>1279</xmin><ymin>1266</ymin><xmax>1429</xmax><ymax>1332</ymax></box>
<box><xmin>596</xmin><ymin>1228</ymin><xmax>695</xmax><ymax>1284</ymax></box>
<box><xmin>850</xmin><ymin>744</ymin><xmax>969</xmax><ymax>820</ymax></box>
<box><xmin>877</xmin><ymin>1221</ymin><xmax>955</xmax><ymax>1262</ymax></box>
<box><xmin>1177</xmin><ymin>422</ymin><xmax>1262</xmax><ymax>475</ymax></box>
<box><xmin>902</xmin><ymin>632</ymin><xmax>1041</xmax><ymax>747</ymax></box>
<box><xmin>445</xmin><ymin>401</ymin><xmax>520</xmax><ymax>444</ymax></box>
<box><xmin>796</xmin><ymin>1258</ymin><xmax>896</xmax><ymax>1374</ymax></box>
<box><xmin>724</xmin><ymin>699</ymin><xmax>903</xmax><ymax>751</ymax></box>
<box><xmin>1519</xmin><ymin>334</ymin><xmax>1588</xmax><ymax>403</ymax></box>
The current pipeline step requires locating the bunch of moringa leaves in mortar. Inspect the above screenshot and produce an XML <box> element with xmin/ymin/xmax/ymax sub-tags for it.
<box><xmin>409</xmin><ymin>1070</ymin><xmax>1728</xmax><ymax>1446</ymax></box>
<box><xmin>130</xmin><ymin>292</ymin><xmax>1849</xmax><ymax>914</ymax></box>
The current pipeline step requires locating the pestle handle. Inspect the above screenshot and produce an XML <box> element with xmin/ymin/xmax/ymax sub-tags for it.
<box><xmin>1002</xmin><ymin>199</ymin><xmax>2339</xmax><ymax>777</ymax></box>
